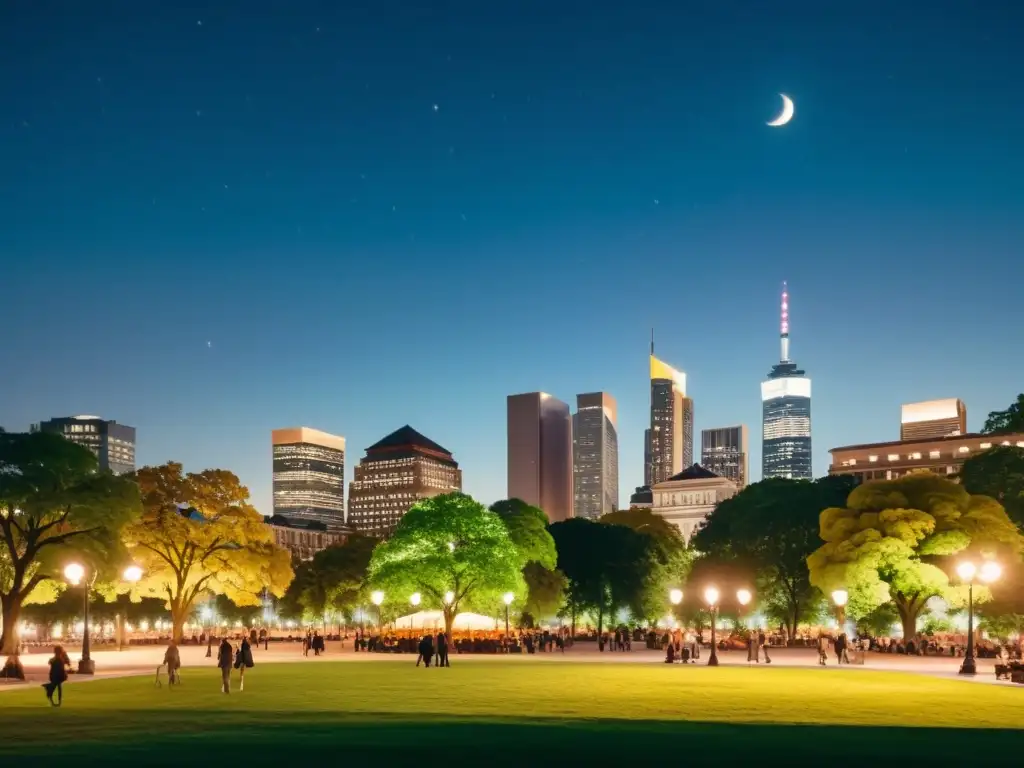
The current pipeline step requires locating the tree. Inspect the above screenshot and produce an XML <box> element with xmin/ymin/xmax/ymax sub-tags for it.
<box><xmin>491</xmin><ymin>498</ymin><xmax>561</xmax><ymax>620</ymax></box>
<box><xmin>807</xmin><ymin>473</ymin><xmax>1023</xmax><ymax>639</ymax></box>
<box><xmin>367</xmin><ymin>492</ymin><xmax>523</xmax><ymax>638</ymax></box>
<box><xmin>123</xmin><ymin>463</ymin><xmax>293</xmax><ymax>642</ymax></box>
<box><xmin>600</xmin><ymin>507</ymin><xmax>693</xmax><ymax>624</ymax></box>
<box><xmin>0</xmin><ymin>432</ymin><xmax>141</xmax><ymax>653</ymax></box>
<box><xmin>693</xmin><ymin>475</ymin><xmax>855</xmax><ymax>642</ymax></box>
<box><xmin>982</xmin><ymin>394</ymin><xmax>1024</xmax><ymax>435</ymax></box>
<box><xmin>296</xmin><ymin>535</ymin><xmax>377</xmax><ymax>626</ymax></box>
<box><xmin>959</xmin><ymin>446</ymin><xmax>1024</xmax><ymax>528</ymax></box>
<box><xmin>550</xmin><ymin>518</ymin><xmax>653</xmax><ymax>645</ymax></box>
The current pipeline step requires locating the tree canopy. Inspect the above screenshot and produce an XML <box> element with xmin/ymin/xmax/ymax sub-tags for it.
<box><xmin>982</xmin><ymin>394</ymin><xmax>1024</xmax><ymax>435</ymax></box>
<box><xmin>693</xmin><ymin>475</ymin><xmax>855</xmax><ymax>641</ymax></box>
<box><xmin>287</xmin><ymin>535</ymin><xmax>377</xmax><ymax>625</ymax></box>
<box><xmin>807</xmin><ymin>473</ymin><xmax>1023</xmax><ymax>639</ymax></box>
<box><xmin>959</xmin><ymin>446</ymin><xmax>1024</xmax><ymax>529</ymax></box>
<box><xmin>367</xmin><ymin>492</ymin><xmax>523</xmax><ymax>637</ymax></box>
<box><xmin>123</xmin><ymin>463</ymin><xmax>293</xmax><ymax>642</ymax></box>
<box><xmin>550</xmin><ymin>518</ymin><xmax>653</xmax><ymax>643</ymax></box>
<box><xmin>0</xmin><ymin>432</ymin><xmax>141</xmax><ymax>652</ymax></box>
<box><xmin>489</xmin><ymin>498</ymin><xmax>557</xmax><ymax>570</ymax></box>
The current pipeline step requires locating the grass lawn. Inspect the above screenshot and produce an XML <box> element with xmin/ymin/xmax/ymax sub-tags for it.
<box><xmin>1</xmin><ymin>660</ymin><xmax>1021</xmax><ymax>764</ymax></box>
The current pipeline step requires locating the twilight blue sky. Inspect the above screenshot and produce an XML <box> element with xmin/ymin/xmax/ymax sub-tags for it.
<box><xmin>2</xmin><ymin>1</ymin><xmax>1023</xmax><ymax>514</ymax></box>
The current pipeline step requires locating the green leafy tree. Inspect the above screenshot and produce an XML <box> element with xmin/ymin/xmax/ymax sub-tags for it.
<box><xmin>808</xmin><ymin>473</ymin><xmax>1023</xmax><ymax>639</ymax></box>
<box><xmin>123</xmin><ymin>463</ymin><xmax>293</xmax><ymax>642</ymax></box>
<box><xmin>368</xmin><ymin>492</ymin><xmax>523</xmax><ymax>637</ymax></box>
<box><xmin>0</xmin><ymin>432</ymin><xmax>141</xmax><ymax>652</ymax></box>
<box><xmin>550</xmin><ymin>518</ymin><xmax>653</xmax><ymax>644</ymax></box>
<box><xmin>490</xmin><ymin>498</ymin><xmax>560</xmax><ymax>619</ymax></box>
<box><xmin>959</xmin><ymin>446</ymin><xmax>1024</xmax><ymax>528</ymax></box>
<box><xmin>296</xmin><ymin>535</ymin><xmax>377</xmax><ymax>626</ymax></box>
<box><xmin>693</xmin><ymin>476</ymin><xmax>855</xmax><ymax>642</ymax></box>
<box><xmin>982</xmin><ymin>394</ymin><xmax>1024</xmax><ymax>435</ymax></box>
<box><xmin>600</xmin><ymin>507</ymin><xmax>693</xmax><ymax>624</ymax></box>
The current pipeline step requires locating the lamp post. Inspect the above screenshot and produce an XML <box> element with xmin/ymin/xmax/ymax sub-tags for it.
<box><xmin>63</xmin><ymin>563</ymin><xmax>94</xmax><ymax>675</ymax></box>
<box><xmin>370</xmin><ymin>590</ymin><xmax>385</xmax><ymax>636</ymax></box>
<box><xmin>831</xmin><ymin>589</ymin><xmax>849</xmax><ymax>629</ymax></box>
<box><xmin>117</xmin><ymin>565</ymin><xmax>143</xmax><ymax>651</ymax></box>
<box><xmin>957</xmin><ymin>561</ymin><xmax>1001</xmax><ymax>675</ymax></box>
<box><xmin>503</xmin><ymin>591</ymin><xmax>514</xmax><ymax>637</ymax></box>
<box><xmin>704</xmin><ymin>587</ymin><xmax>720</xmax><ymax>667</ymax></box>
<box><xmin>202</xmin><ymin>606</ymin><xmax>214</xmax><ymax>657</ymax></box>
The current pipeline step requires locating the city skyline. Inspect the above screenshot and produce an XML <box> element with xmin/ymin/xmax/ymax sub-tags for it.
<box><xmin>4</xmin><ymin>3</ymin><xmax>1023</xmax><ymax>514</ymax></box>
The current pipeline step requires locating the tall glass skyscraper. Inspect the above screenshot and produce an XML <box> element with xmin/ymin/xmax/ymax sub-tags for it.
<box><xmin>761</xmin><ymin>283</ymin><xmax>812</xmax><ymax>480</ymax></box>
<box><xmin>646</xmin><ymin>349</ymin><xmax>693</xmax><ymax>487</ymax></box>
<box><xmin>272</xmin><ymin>427</ymin><xmax>346</xmax><ymax>528</ymax></box>
<box><xmin>572</xmin><ymin>392</ymin><xmax>619</xmax><ymax>519</ymax></box>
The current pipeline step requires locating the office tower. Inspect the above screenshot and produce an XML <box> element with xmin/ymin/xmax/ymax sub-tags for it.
<box><xmin>272</xmin><ymin>427</ymin><xmax>346</xmax><ymax>528</ymax></box>
<box><xmin>36</xmin><ymin>416</ymin><xmax>136</xmax><ymax>474</ymax></box>
<box><xmin>761</xmin><ymin>282</ymin><xmax>812</xmax><ymax>480</ymax></box>
<box><xmin>900</xmin><ymin>399</ymin><xmax>967</xmax><ymax>441</ymax></box>
<box><xmin>701</xmin><ymin>425</ymin><xmax>749</xmax><ymax>488</ymax></box>
<box><xmin>347</xmin><ymin>425</ymin><xmax>462</xmax><ymax>538</ymax></box>
<box><xmin>647</xmin><ymin>339</ymin><xmax>693</xmax><ymax>486</ymax></box>
<box><xmin>572</xmin><ymin>392</ymin><xmax>619</xmax><ymax>519</ymax></box>
<box><xmin>507</xmin><ymin>392</ymin><xmax>573</xmax><ymax>522</ymax></box>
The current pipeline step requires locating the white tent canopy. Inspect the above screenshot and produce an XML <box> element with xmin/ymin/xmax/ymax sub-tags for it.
<box><xmin>393</xmin><ymin>610</ymin><xmax>500</xmax><ymax>632</ymax></box>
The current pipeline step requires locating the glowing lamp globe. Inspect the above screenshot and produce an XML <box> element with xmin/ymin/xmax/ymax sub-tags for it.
<box><xmin>737</xmin><ymin>589</ymin><xmax>752</xmax><ymax>607</ymax></box>
<box><xmin>123</xmin><ymin>565</ymin><xmax>143</xmax><ymax>583</ymax></box>
<box><xmin>980</xmin><ymin>562</ymin><xmax>1002</xmax><ymax>583</ymax></box>
<box><xmin>831</xmin><ymin>589</ymin><xmax>849</xmax><ymax>607</ymax></box>
<box><xmin>704</xmin><ymin>587</ymin><xmax>720</xmax><ymax>607</ymax></box>
<box><xmin>370</xmin><ymin>590</ymin><xmax>385</xmax><ymax>606</ymax></box>
<box><xmin>503</xmin><ymin>591</ymin><xmax>515</xmax><ymax>606</ymax></box>
<box><xmin>669</xmin><ymin>589</ymin><xmax>683</xmax><ymax>606</ymax></box>
<box><xmin>957</xmin><ymin>562</ymin><xmax>977</xmax><ymax>582</ymax></box>
<box><xmin>410</xmin><ymin>592</ymin><xmax>422</xmax><ymax>607</ymax></box>
<box><xmin>443</xmin><ymin>591</ymin><xmax>455</xmax><ymax>605</ymax></box>
<box><xmin>64</xmin><ymin>563</ymin><xmax>85</xmax><ymax>586</ymax></box>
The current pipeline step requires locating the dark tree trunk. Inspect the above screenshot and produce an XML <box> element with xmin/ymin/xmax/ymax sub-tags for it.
<box><xmin>597</xmin><ymin>606</ymin><xmax>604</xmax><ymax>651</ymax></box>
<box><xmin>894</xmin><ymin>594</ymin><xmax>925</xmax><ymax>644</ymax></box>
<box><xmin>1</xmin><ymin>592</ymin><xmax>22</xmax><ymax>654</ymax></box>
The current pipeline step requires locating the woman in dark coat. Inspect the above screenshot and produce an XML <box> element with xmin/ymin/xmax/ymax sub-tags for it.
<box><xmin>43</xmin><ymin>645</ymin><xmax>70</xmax><ymax>706</ymax></box>
<box><xmin>235</xmin><ymin>636</ymin><xmax>255</xmax><ymax>690</ymax></box>
<box><xmin>416</xmin><ymin>634</ymin><xmax>433</xmax><ymax>667</ymax></box>
<box><xmin>217</xmin><ymin>638</ymin><xmax>234</xmax><ymax>693</ymax></box>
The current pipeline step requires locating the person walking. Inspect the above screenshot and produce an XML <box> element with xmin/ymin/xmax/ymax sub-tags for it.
<box><xmin>747</xmin><ymin>629</ymin><xmax>759</xmax><ymax>664</ymax></box>
<box><xmin>436</xmin><ymin>631</ymin><xmax>450</xmax><ymax>668</ymax></box>
<box><xmin>817</xmin><ymin>633</ymin><xmax>830</xmax><ymax>666</ymax></box>
<box><xmin>835</xmin><ymin>632</ymin><xmax>847</xmax><ymax>665</ymax></box>
<box><xmin>163</xmin><ymin>640</ymin><xmax>181</xmax><ymax>685</ymax></box>
<box><xmin>217</xmin><ymin>637</ymin><xmax>234</xmax><ymax>693</ymax></box>
<box><xmin>42</xmin><ymin>645</ymin><xmax>70</xmax><ymax>707</ymax></box>
<box><xmin>236</xmin><ymin>636</ymin><xmax>255</xmax><ymax>691</ymax></box>
<box><xmin>759</xmin><ymin>629</ymin><xmax>771</xmax><ymax>664</ymax></box>
<box><xmin>416</xmin><ymin>634</ymin><xmax>433</xmax><ymax>667</ymax></box>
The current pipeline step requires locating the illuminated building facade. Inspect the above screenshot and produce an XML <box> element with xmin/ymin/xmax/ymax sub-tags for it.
<box><xmin>701</xmin><ymin>425</ymin><xmax>749</xmax><ymax>489</ymax></box>
<box><xmin>272</xmin><ymin>427</ymin><xmax>346</xmax><ymax>528</ymax></box>
<box><xmin>646</xmin><ymin>345</ymin><xmax>693</xmax><ymax>486</ymax></box>
<box><xmin>900</xmin><ymin>399</ymin><xmax>967</xmax><ymax>441</ymax></box>
<box><xmin>572</xmin><ymin>392</ymin><xmax>619</xmax><ymax>519</ymax></box>
<box><xmin>761</xmin><ymin>283</ymin><xmax>812</xmax><ymax>480</ymax></box>
<box><xmin>347</xmin><ymin>425</ymin><xmax>461</xmax><ymax>538</ymax></box>
<box><xmin>265</xmin><ymin>515</ymin><xmax>352</xmax><ymax>562</ymax></box>
<box><xmin>36</xmin><ymin>415</ymin><xmax>136</xmax><ymax>474</ymax></box>
<box><xmin>507</xmin><ymin>392</ymin><xmax>573</xmax><ymax>522</ymax></box>
<box><xmin>651</xmin><ymin>464</ymin><xmax>738</xmax><ymax>544</ymax></box>
<box><xmin>829</xmin><ymin>432</ymin><xmax>1024</xmax><ymax>483</ymax></box>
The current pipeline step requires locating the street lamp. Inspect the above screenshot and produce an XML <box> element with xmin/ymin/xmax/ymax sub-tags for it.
<box><xmin>704</xmin><ymin>586</ymin><xmax>720</xmax><ymax>667</ymax></box>
<box><xmin>831</xmin><ymin>589</ymin><xmax>849</xmax><ymax>629</ymax></box>
<box><xmin>117</xmin><ymin>565</ymin><xmax>143</xmax><ymax>651</ymax></box>
<box><xmin>957</xmin><ymin>560</ymin><xmax>1001</xmax><ymax>675</ymax></box>
<box><xmin>503</xmin><ymin>591</ymin><xmax>514</xmax><ymax>637</ymax></box>
<box><xmin>669</xmin><ymin>589</ymin><xmax>683</xmax><ymax>606</ymax></box>
<box><xmin>63</xmin><ymin>563</ymin><xmax>95</xmax><ymax>675</ymax></box>
<box><xmin>736</xmin><ymin>589</ymin><xmax>752</xmax><ymax>608</ymax></box>
<box><xmin>370</xmin><ymin>590</ymin><xmax>385</xmax><ymax>635</ymax></box>
<box><xmin>410</xmin><ymin>592</ymin><xmax>422</xmax><ymax>607</ymax></box>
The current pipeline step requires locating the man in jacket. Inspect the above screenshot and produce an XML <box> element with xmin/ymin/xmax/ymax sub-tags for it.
<box><xmin>217</xmin><ymin>638</ymin><xmax>234</xmax><ymax>693</ymax></box>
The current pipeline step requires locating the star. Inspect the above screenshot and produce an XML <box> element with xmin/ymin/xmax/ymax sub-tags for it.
<box><xmin>654</xmin><ymin>199</ymin><xmax>660</xmax><ymax>205</ymax></box>
<box><xmin>206</xmin><ymin>341</ymin><xmax>212</xmax><ymax>348</ymax></box>
<box><xmin>432</xmin><ymin>103</ymin><xmax>439</xmax><ymax>112</ymax></box>
<box><xmin>196</xmin><ymin>109</ymin><xmax>202</xmax><ymax>117</ymax></box>
<box><xmin>197</xmin><ymin>20</ymin><xmax>203</xmax><ymax>26</ymax></box>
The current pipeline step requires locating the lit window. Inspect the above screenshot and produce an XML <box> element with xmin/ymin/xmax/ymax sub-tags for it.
<box><xmin>980</xmin><ymin>442</ymin><xmax>992</xmax><ymax>449</ymax></box>
<box><xmin>887</xmin><ymin>454</ymin><xmax>900</xmax><ymax>461</ymax></box>
<box><xmin>929</xmin><ymin>451</ymin><xmax>941</xmax><ymax>459</ymax></box>
<box><xmin>909</xmin><ymin>452</ymin><xmax>922</xmax><ymax>460</ymax></box>
<box><xmin>958</xmin><ymin>446</ymin><xmax>969</xmax><ymax>454</ymax></box>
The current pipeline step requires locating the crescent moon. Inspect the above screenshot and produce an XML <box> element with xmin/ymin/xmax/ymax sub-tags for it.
<box><xmin>767</xmin><ymin>93</ymin><xmax>794</xmax><ymax>127</ymax></box>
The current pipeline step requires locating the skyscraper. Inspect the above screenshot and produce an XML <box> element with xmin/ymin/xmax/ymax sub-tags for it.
<box><xmin>347</xmin><ymin>425</ymin><xmax>462</xmax><ymax>538</ymax></box>
<box><xmin>900</xmin><ymin>399</ymin><xmax>967</xmax><ymax>441</ymax></box>
<box><xmin>272</xmin><ymin>427</ymin><xmax>346</xmax><ymax>528</ymax></box>
<box><xmin>36</xmin><ymin>416</ymin><xmax>136</xmax><ymax>474</ymax></box>
<box><xmin>761</xmin><ymin>282</ymin><xmax>812</xmax><ymax>480</ymax></box>
<box><xmin>572</xmin><ymin>392</ymin><xmax>619</xmax><ymax>519</ymax></box>
<box><xmin>507</xmin><ymin>392</ymin><xmax>573</xmax><ymax>522</ymax></box>
<box><xmin>646</xmin><ymin>341</ymin><xmax>693</xmax><ymax>487</ymax></box>
<box><xmin>701</xmin><ymin>425</ymin><xmax>749</xmax><ymax>489</ymax></box>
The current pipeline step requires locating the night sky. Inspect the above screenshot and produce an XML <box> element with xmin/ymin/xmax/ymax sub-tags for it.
<box><xmin>3</xmin><ymin>1</ymin><xmax>1023</xmax><ymax>514</ymax></box>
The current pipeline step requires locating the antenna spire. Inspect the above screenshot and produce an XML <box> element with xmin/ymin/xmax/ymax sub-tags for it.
<box><xmin>780</xmin><ymin>281</ymin><xmax>790</xmax><ymax>362</ymax></box>
<box><xmin>650</xmin><ymin>327</ymin><xmax>655</xmax><ymax>356</ymax></box>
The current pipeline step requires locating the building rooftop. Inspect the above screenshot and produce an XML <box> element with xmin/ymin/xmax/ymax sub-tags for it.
<box><xmin>629</xmin><ymin>485</ymin><xmax>653</xmax><ymax>505</ymax></box>
<box><xmin>666</xmin><ymin>463</ymin><xmax>721</xmax><ymax>482</ymax></box>
<box><xmin>366</xmin><ymin>425</ymin><xmax>452</xmax><ymax>457</ymax></box>
<box><xmin>830</xmin><ymin>432</ymin><xmax>1022</xmax><ymax>453</ymax></box>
